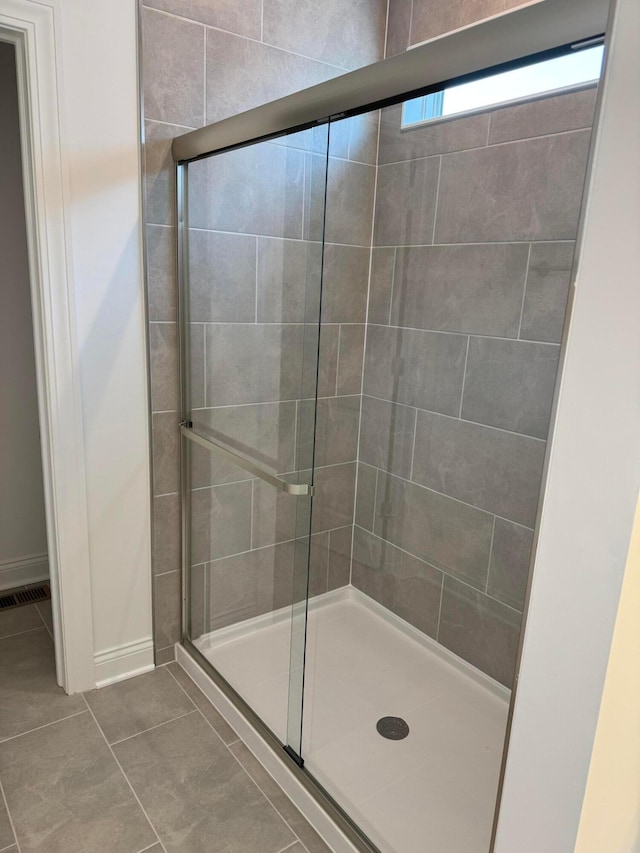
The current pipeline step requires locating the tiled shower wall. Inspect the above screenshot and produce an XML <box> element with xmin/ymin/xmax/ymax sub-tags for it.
<box><xmin>141</xmin><ymin>0</ymin><xmax>387</xmax><ymax>662</ymax></box>
<box><xmin>352</xmin><ymin>86</ymin><xmax>597</xmax><ymax>686</ymax></box>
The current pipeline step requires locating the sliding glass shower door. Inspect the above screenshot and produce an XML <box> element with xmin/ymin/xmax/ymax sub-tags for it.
<box><xmin>180</xmin><ymin>126</ymin><xmax>330</xmax><ymax>760</ymax></box>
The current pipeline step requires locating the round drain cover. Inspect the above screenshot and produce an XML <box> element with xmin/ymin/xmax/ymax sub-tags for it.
<box><xmin>376</xmin><ymin>716</ymin><xmax>409</xmax><ymax>740</ymax></box>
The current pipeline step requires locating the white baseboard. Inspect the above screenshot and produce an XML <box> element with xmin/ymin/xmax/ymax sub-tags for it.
<box><xmin>0</xmin><ymin>553</ymin><xmax>49</xmax><ymax>591</ymax></box>
<box><xmin>94</xmin><ymin>637</ymin><xmax>155</xmax><ymax>688</ymax></box>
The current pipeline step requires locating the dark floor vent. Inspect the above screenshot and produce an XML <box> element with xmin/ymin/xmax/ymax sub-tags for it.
<box><xmin>0</xmin><ymin>583</ymin><xmax>51</xmax><ymax>611</ymax></box>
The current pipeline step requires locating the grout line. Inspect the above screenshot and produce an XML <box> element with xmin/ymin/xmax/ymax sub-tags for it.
<box><xmin>435</xmin><ymin>574</ymin><xmax>445</xmax><ymax>642</ymax></box>
<box><xmin>0</xmin><ymin>625</ymin><xmax>47</xmax><ymax>641</ymax></box>
<box><xmin>144</xmin><ymin>7</ymin><xmax>350</xmax><ymax>74</ymax></box>
<box><xmin>254</xmin><ymin>237</ymin><xmax>259</xmax><ymax>322</ymax></box>
<box><xmin>144</xmin><ymin>117</ymin><xmax>197</xmax><ymax>131</ymax></box>
<box><xmin>260</xmin><ymin>0</ymin><xmax>264</xmax><ymax>41</ymax></box>
<box><xmin>361</xmin><ymin>391</ymin><xmax>546</xmax><ymax>442</ymax></box>
<box><xmin>109</xmin><ymin>710</ymin><xmax>198</xmax><ymax>747</ymax></box>
<box><xmin>457</xmin><ymin>336</ymin><xmax>470</xmax><ymax>419</ymax></box>
<box><xmin>486</xmin><ymin>111</ymin><xmax>492</xmax><ymax>146</ymax></box>
<box><xmin>0</xmin><ymin>710</ymin><xmax>88</xmax><ymax>745</ymax></box>
<box><xmin>518</xmin><ymin>243</ymin><xmax>533</xmax><ymax>340</ymax></box>
<box><xmin>203</xmin><ymin>318</ymin><xmax>207</xmax><ymax>406</ymax></box>
<box><xmin>203</xmin><ymin>26</ymin><xmax>206</xmax><ymax>126</ymax></box>
<box><xmin>354</xmin><ymin>523</ymin><xmax>522</xmax><ymax>615</ymax></box>
<box><xmin>350</xmin><ymin>103</ymin><xmax>384</xmax><ymax>580</ymax></box>
<box><xmin>250</xmin><ymin>480</ymin><xmax>255</xmax><ymax>550</ymax></box>
<box><xmin>164</xmin><ymin>665</ymin><xmax>239</xmax><ymax>745</ymax></box>
<box><xmin>408</xmin><ymin>0</ymin><xmax>415</xmax><ymax>48</ymax></box>
<box><xmin>430</xmin><ymin>155</ymin><xmax>442</xmax><ymax>244</ymax></box>
<box><xmin>35</xmin><ymin>603</ymin><xmax>54</xmax><ymax>641</ymax></box>
<box><xmin>371</xmin><ymin>467</ymin><xmax>379</xmax><ymax>531</ymax></box>
<box><xmin>335</xmin><ymin>325</ymin><xmax>341</xmax><ymax>395</ymax></box>
<box><xmin>486</xmin><ymin>516</ymin><xmax>497</xmax><ymax>593</ymax></box>
<box><xmin>0</xmin><ymin>778</ymin><xmax>20</xmax><ymax>853</ymax></box>
<box><xmin>387</xmin><ymin>246</ymin><xmax>397</xmax><ymax>324</ymax></box>
<box><xmin>136</xmin><ymin>843</ymin><xmax>164</xmax><ymax>853</ymax></box>
<box><xmin>381</xmin><ymin>125</ymin><xmax>592</xmax><ymax>170</ymax></box>
<box><xmin>409</xmin><ymin>407</ymin><xmax>418</xmax><ymax>480</ymax></box>
<box><xmin>382</xmin><ymin>0</ymin><xmax>391</xmax><ymax>57</ymax></box>
<box><xmin>366</xmin><ymin>320</ymin><xmax>561</xmax><ymax>347</ymax></box>
<box><xmin>81</xmin><ymin>697</ymin><xmax>167</xmax><ymax>853</ymax></box>
<box><xmin>224</xmin><ymin>742</ymin><xmax>310</xmax><ymax>853</ymax></box>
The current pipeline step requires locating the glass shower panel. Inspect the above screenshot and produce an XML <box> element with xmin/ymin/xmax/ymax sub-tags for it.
<box><xmin>182</xmin><ymin>126</ymin><xmax>329</xmax><ymax>758</ymax></box>
<box><xmin>300</xmin><ymin>85</ymin><xmax>597</xmax><ymax>853</ymax></box>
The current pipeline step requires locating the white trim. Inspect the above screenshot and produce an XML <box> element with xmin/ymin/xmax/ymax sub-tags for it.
<box><xmin>0</xmin><ymin>553</ymin><xmax>49</xmax><ymax>591</ymax></box>
<box><xmin>176</xmin><ymin>642</ymin><xmax>360</xmax><ymax>853</ymax></box>
<box><xmin>0</xmin><ymin>0</ymin><xmax>95</xmax><ymax>692</ymax></box>
<box><xmin>494</xmin><ymin>0</ymin><xmax>640</xmax><ymax>849</ymax></box>
<box><xmin>94</xmin><ymin>638</ymin><xmax>155</xmax><ymax>688</ymax></box>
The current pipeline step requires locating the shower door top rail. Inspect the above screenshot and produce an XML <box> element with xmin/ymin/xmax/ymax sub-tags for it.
<box><xmin>180</xmin><ymin>424</ymin><xmax>314</xmax><ymax>496</ymax></box>
<box><xmin>172</xmin><ymin>0</ymin><xmax>608</xmax><ymax>164</ymax></box>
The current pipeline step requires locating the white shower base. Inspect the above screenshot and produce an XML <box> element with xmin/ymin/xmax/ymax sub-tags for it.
<box><xmin>194</xmin><ymin>587</ymin><xmax>510</xmax><ymax>853</ymax></box>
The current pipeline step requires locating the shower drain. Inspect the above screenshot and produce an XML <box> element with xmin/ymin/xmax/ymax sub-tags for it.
<box><xmin>376</xmin><ymin>716</ymin><xmax>410</xmax><ymax>740</ymax></box>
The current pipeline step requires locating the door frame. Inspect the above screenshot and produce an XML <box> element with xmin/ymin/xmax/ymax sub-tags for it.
<box><xmin>0</xmin><ymin>0</ymin><xmax>94</xmax><ymax>692</ymax></box>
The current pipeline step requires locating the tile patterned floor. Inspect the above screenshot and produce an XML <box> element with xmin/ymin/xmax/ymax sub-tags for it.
<box><xmin>0</xmin><ymin>604</ymin><xmax>330</xmax><ymax>853</ymax></box>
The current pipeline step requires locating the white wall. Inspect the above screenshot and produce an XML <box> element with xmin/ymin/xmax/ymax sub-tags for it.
<box><xmin>0</xmin><ymin>39</ymin><xmax>48</xmax><ymax>588</ymax></box>
<box><xmin>494</xmin><ymin>0</ymin><xmax>640</xmax><ymax>849</ymax></box>
<box><xmin>575</xmin><ymin>493</ymin><xmax>640</xmax><ymax>852</ymax></box>
<box><xmin>55</xmin><ymin>0</ymin><xmax>154</xmax><ymax>684</ymax></box>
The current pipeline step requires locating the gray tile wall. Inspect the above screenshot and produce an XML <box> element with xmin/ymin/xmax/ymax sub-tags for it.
<box><xmin>352</xmin><ymin>85</ymin><xmax>597</xmax><ymax>686</ymax></box>
<box><xmin>141</xmin><ymin>0</ymin><xmax>387</xmax><ymax>659</ymax></box>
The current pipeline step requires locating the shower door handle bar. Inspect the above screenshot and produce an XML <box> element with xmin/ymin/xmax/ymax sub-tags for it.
<box><xmin>180</xmin><ymin>425</ymin><xmax>314</xmax><ymax>497</ymax></box>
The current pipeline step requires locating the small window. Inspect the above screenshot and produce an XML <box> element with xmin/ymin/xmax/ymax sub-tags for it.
<box><xmin>402</xmin><ymin>44</ymin><xmax>604</xmax><ymax>127</ymax></box>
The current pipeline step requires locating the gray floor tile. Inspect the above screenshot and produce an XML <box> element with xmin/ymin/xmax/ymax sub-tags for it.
<box><xmin>0</xmin><ymin>711</ymin><xmax>156</xmax><ymax>853</ymax></box>
<box><xmin>0</xmin><ymin>788</ymin><xmax>16</xmax><ymax>850</ymax></box>
<box><xmin>0</xmin><ymin>605</ymin><xmax>43</xmax><ymax>639</ymax></box>
<box><xmin>35</xmin><ymin>600</ymin><xmax>53</xmax><ymax>634</ymax></box>
<box><xmin>113</xmin><ymin>713</ymin><xmax>295</xmax><ymax>853</ymax></box>
<box><xmin>84</xmin><ymin>667</ymin><xmax>195</xmax><ymax>744</ymax></box>
<box><xmin>0</xmin><ymin>629</ymin><xmax>85</xmax><ymax>740</ymax></box>
<box><xmin>166</xmin><ymin>663</ymin><xmax>239</xmax><ymax>745</ymax></box>
<box><xmin>229</xmin><ymin>741</ymin><xmax>332</xmax><ymax>853</ymax></box>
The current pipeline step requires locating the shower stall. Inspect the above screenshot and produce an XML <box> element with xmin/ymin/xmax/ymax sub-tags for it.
<box><xmin>171</xmin><ymin>2</ymin><xmax>607</xmax><ymax>850</ymax></box>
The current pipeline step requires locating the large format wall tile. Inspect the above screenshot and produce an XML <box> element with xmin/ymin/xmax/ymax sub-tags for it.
<box><xmin>307</xmin><ymin>395</ymin><xmax>361</xmax><ymax>467</ymax></box>
<box><xmin>488</xmin><ymin>518</ymin><xmax>534</xmax><ymax>610</ymax></box>
<box><xmin>154</xmin><ymin>570</ymin><xmax>181</xmax><ymax>650</ymax></box>
<box><xmin>312</xmin><ymin>463</ymin><xmax>356</xmax><ymax>533</ymax></box>
<box><xmin>336</xmin><ymin>324</ymin><xmax>365</xmax><ymax>396</ymax></box>
<box><xmin>153</xmin><ymin>493</ymin><xmax>181</xmax><ymax>575</ymax></box>
<box><xmin>374</xmin><ymin>157</ymin><xmax>440</xmax><ymax>246</ymax></box>
<box><xmin>321</xmin><ymin>245</ymin><xmax>370</xmax><ymax>323</ymax></box>
<box><xmin>189</xmin><ymin>230</ymin><xmax>256</xmax><ymax>322</ymax></box>
<box><xmin>359</xmin><ymin>395</ymin><xmax>416</xmax><ymax>480</ymax></box>
<box><xmin>257</xmin><ymin>238</ymin><xmax>321</xmax><ymax>323</ymax></box>
<box><xmin>385</xmin><ymin>0</ymin><xmax>412</xmax><ymax>57</ymax></box>
<box><xmin>410</xmin><ymin>0</ymin><xmax>527</xmax><ymax>45</ymax></box>
<box><xmin>378</xmin><ymin>105</ymin><xmax>489</xmax><ymax>164</ymax></box>
<box><xmin>263</xmin><ymin>0</ymin><xmax>385</xmax><ymax>70</ymax></box>
<box><xmin>152</xmin><ymin>412</ymin><xmax>180</xmax><ymax>495</ymax></box>
<box><xmin>206</xmin><ymin>28</ymin><xmax>339</xmax><ymax>124</ymax></box>
<box><xmin>390</xmin><ymin>243</ymin><xmax>529</xmax><ymax>336</ymax></box>
<box><xmin>520</xmin><ymin>241</ymin><xmax>575</xmax><ymax>344</ymax></box>
<box><xmin>206</xmin><ymin>542</ymin><xmax>296</xmax><ymax>629</ymax></box>
<box><xmin>205</xmin><ymin>324</ymin><xmax>305</xmax><ymax>406</ymax></box>
<box><xmin>190</xmin><ymin>402</ymin><xmax>297</xmax><ymax>487</ymax></box>
<box><xmin>461</xmin><ymin>337</ymin><xmax>560</xmax><ymax>439</ymax></box>
<box><xmin>489</xmin><ymin>86</ymin><xmax>597</xmax><ymax>145</ymax></box>
<box><xmin>143</xmin><ymin>9</ymin><xmax>204</xmax><ymax>127</ymax></box>
<box><xmin>367</xmin><ymin>247</ymin><xmax>394</xmax><ymax>325</ymax></box>
<box><xmin>189</xmin><ymin>143</ymin><xmax>305</xmax><ymax>238</ymax></box>
<box><xmin>412</xmin><ymin>411</ymin><xmax>546</xmax><ymax>527</ymax></box>
<box><xmin>435</xmin><ymin>130</ymin><xmax>592</xmax><ymax>243</ymax></box>
<box><xmin>438</xmin><ymin>576</ymin><xmax>521</xmax><ymax>687</ymax></box>
<box><xmin>363</xmin><ymin>325</ymin><xmax>467</xmax><ymax>416</ymax></box>
<box><xmin>355</xmin><ymin>462</ymin><xmax>377</xmax><ymax>531</ymax></box>
<box><xmin>147</xmin><ymin>225</ymin><xmax>176</xmax><ymax>321</ymax></box>
<box><xmin>149</xmin><ymin>322</ymin><xmax>180</xmax><ymax>412</ymax></box>
<box><xmin>352</xmin><ymin>526</ymin><xmax>443</xmax><ymax>638</ymax></box>
<box><xmin>191</xmin><ymin>481</ymin><xmax>252</xmax><ymax>563</ymax></box>
<box><xmin>373</xmin><ymin>472</ymin><xmax>494</xmax><ymax>588</ymax></box>
<box><xmin>145</xmin><ymin>0</ymin><xmax>262</xmax><ymax>39</ymax></box>
<box><xmin>323</xmin><ymin>159</ymin><xmax>377</xmax><ymax>246</ymax></box>
<box><xmin>328</xmin><ymin>525</ymin><xmax>352</xmax><ymax>590</ymax></box>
